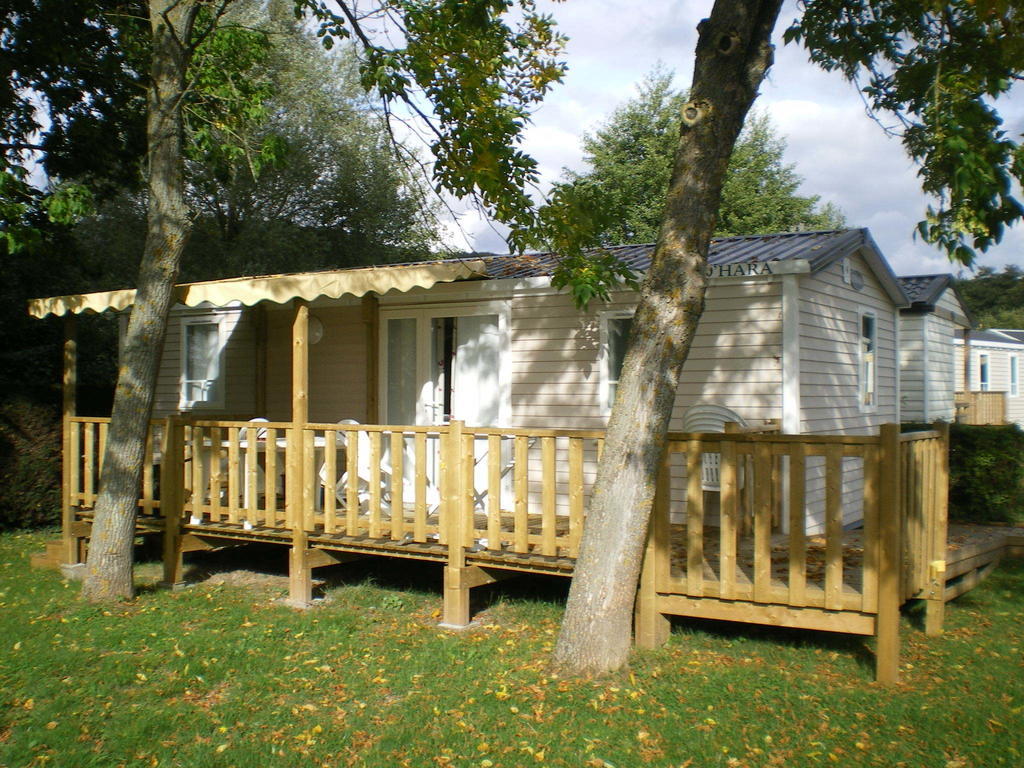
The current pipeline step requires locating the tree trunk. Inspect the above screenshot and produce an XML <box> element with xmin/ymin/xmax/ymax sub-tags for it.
<box><xmin>553</xmin><ymin>0</ymin><xmax>783</xmax><ymax>674</ymax></box>
<box><xmin>81</xmin><ymin>0</ymin><xmax>195</xmax><ymax>601</ymax></box>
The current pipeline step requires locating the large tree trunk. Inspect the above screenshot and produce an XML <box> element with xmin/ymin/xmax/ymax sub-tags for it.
<box><xmin>553</xmin><ymin>0</ymin><xmax>783</xmax><ymax>674</ymax></box>
<box><xmin>81</xmin><ymin>1</ymin><xmax>195</xmax><ymax>601</ymax></box>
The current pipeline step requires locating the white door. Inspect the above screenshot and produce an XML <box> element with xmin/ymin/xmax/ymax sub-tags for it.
<box><xmin>381</xmin><ymin>304</ymin><xmax>509</xmax><ymax>505</ymax></box>
<box><xmin>382</xmin><ymin>306</ymin><xmax>506</xmax><ymax>428</ymax></box>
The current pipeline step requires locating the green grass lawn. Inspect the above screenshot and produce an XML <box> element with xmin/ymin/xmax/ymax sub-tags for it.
<box><xmin>1</xmin><ymin>530</ymin><xmax>1021</xmax><ymax>768</ymax></box>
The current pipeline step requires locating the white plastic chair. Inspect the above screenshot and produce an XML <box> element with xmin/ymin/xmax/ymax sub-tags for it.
<box><xmin>237</xmin><ymin>418</ymin><xmax>270</xmax><ymax>509</ymax></box>
<box><xmin>682</xmin><ymin>404</ymin><xmax>747</xmax><ymax>492</ymax></box>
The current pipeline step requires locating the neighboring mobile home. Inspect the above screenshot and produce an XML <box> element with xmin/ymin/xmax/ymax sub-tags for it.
<box><xmin>954</xmin><ymin>328</ymin><xmax>1024</xmax><ymax>426</ymax></box>
<box><xmin>896</xmin><ymin>274</ymin><xmax>973</xmax><ymax>423</ymax></box>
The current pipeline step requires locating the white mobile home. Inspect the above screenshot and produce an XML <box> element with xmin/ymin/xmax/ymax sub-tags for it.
<box><xmin>32</xmin><ymin>230</ymin><xmax>958</xmax><ymax>675</ymax></box>
<box><xmin>954</xmin><ymin>328</ymin><xmax>1024</xmax><ymax>426</ymax></box>
<box><xmin>33</xmin><ymin>228</ymin><xmax>909</xmax><ymax>533</ymax></box>
<box><xmin>896</xmin><ymin>274</ymin><xmax>972</xmax><ymax>423</ymax></box>
<box><xmin>119</xmin><ymin>228</ymin><xmax>908</xmax><ymax>439</ymax></box>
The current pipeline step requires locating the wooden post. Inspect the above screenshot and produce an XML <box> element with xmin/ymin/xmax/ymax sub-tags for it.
<box><xmin>61</xmin><ymin>314</ymin><xmax>81</xmax><ymax>565</ymax></box>
<box><xmin>442</xmin><ymin>420</ymin><xmax>471</xmax><ymax>627</ymax></box>
<box><xmin>876</xmin><ymin>423</ymin><xmax>903</xmax><ymax>684</ymax></box>
<box><xmin>160</xmin><ymin>416</ymin><xmax>186</xmax><ymax>587</ymax></box>
<box><xmin>287</xmin><ymin>300</ymin><xmax>312</xmax><ymax>607</ymax></box>
<box><xmin>362</xmin><ymin>294</ymin><xmax>379</xmax><ymax>423</ymax></box>
<box><xmin>254</xmin><ymin>305</ymin><xmax>268</xmax><ymax>417</ymax></box>
<box><xmin>925</xmin><ymin>421</ymin><xmax>950</xmax><ymax>636</ymax></box>
<box><xmin>635</xmin><ymin>456</ymin><xmax>671</xmax><ymax>648</ymax></box>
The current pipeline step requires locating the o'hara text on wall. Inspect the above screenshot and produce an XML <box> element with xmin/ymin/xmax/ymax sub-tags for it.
<box><xmin>706</xmin><ymin>261</ymin><xmax>775</xmax><ymax>278</ymax></box>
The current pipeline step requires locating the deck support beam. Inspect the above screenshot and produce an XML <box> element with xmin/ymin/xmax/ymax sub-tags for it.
<box><xmin>875</xmin><ymin>423</ymin><xmax>902</xmax><ymax>684</ymax></box>
<box><xmin>442</xmin><ymin>565</ymin><xmax>511</xmax><ymax>628</ymax></box>
<box><xmin>362</xmin><ymin>294</ymin><xmax>379</xmax><ymax>423</ymax></box>
<box><xmin>924</xmin><ymin>420</ymin><xmax>950</xmax><ymax>636</ymax></box>
<box><xmin>287</xmin><ymin>300</ymin><xmax>311</xmax><ymax>607</ymax></box>
<box><xmin>61</xmin><ymin>315</ymin><xmax>83</xmax><ymax>565</ymax></box>
<box><xmin>160</xmin><ymin>416</ymin><xmax>186</xmax><ymax>588</ymax></box>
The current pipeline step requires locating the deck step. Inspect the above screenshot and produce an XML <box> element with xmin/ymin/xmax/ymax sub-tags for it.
<box><xmin>30</xmin><ymin>540</ymin><xmax>65</xmax><ymax>571</ymax></box>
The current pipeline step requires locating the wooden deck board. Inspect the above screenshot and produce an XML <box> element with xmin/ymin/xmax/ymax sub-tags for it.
<box><xmin>77</xmin><ymin>509</ymin><xmax>1023</xmax><ymax>602</ymax></box>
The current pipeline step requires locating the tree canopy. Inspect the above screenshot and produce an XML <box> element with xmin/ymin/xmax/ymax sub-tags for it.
<box><xmin>72</xmin><ymin>1</ymin><xmax>441</xmax><ymax>286</ymax></box>
<box><xmin>956</xmin><ymin>265</ymin><xmax>1024</xmax><ymax>328</ymax></box>
<box><xmin>559</xmin><ymin>70</ymin><xmax>845</xmax><ymax>246</ymax></box>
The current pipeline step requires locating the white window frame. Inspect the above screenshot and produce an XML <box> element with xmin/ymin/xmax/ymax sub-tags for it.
<box><xmin>1010</xmin><ymin>355</ymin><xmax>1019</xmax><ymax>398</ymax></box>
<box><xmin>179</xmin><ymin>315</ymin><xmax>228</xmax><ymax>410</ymax></box>
<box><xmin>600</xmin><ymin>310</ymin><xmax>634</xmax><ymax>415</ymax></box>
<box><xmin>858</xmin><ymin>310</ymin><xmax>877</xmax><ymax>412</ymax></box>
<box><xmin>979</xmin><ymin>353</ymin><xmax>990</xmax><ymax>392</ymax></box>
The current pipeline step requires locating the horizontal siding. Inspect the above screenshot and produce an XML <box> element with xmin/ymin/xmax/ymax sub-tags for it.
<box><xmin>899</xmin><ymin>314</ymin><xmax>926</xmax><ymax>422</ymax></box>
<box><xmin>925</xmin><ymin>311</ymin><xmax>957</xmax><ymax>421</ymax></box>
<box><xmin>798</xmin><ymin>253</ymin><xmax>898</xmax><ymax>436</ymax></box>
<box><xmin>265</xmin><ymin>304</ymin><xmax>369</xmax><ymax>423</ymax></box>
<box><xmin>509</xmin><ymin>281</ymin><xmax>783</xmax><ymax>430</ymax></box>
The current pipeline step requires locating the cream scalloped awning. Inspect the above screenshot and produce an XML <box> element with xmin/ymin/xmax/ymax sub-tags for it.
<box><xmin>28</xmin><ymin>259</ymin><xmax>488</xmax><ymax>318</ymax></box>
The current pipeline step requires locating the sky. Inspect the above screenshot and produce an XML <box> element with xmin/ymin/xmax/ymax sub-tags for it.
<box><xmin>441</xmin><ymin>0</ymin><xmax>1024</xmax><ymax>279</ymax></box>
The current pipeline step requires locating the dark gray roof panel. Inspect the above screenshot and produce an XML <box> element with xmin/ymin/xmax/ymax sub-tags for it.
<box><xmin>967</xmin><ymin>329</ymin><xmax>1024</xmax><ymax>345</ymax></box>
<box><xmin>896</xmin><ymin>274</ymin><xmax>953</xmax><ymax>307</ymax></box>
<box><xmin>994</xmin><ymin>329</ymin><xmax>1024</xmax><ymax>343</ymax></box>
<box><xmin>467</xmin><ymin>229</ymin><xmax>869</xmax><ymax>279</ymax></box>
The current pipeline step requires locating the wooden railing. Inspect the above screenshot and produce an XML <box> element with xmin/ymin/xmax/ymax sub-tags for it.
<box><xmin>61</xmin><ymin>416</ymin><xmax>948</xmax><ymax>681</ymax></box>
<box><xmin>954</xmin><ymin>391</ymin><xmax>1006</xmax><ymax>425</ymax></box>
<box><xmin>64</xmin><ymin>417</ymin><xmax>164</xmax><ymax>519</ymax></box>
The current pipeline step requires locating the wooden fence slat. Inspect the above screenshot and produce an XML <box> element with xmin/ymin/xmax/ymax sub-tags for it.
<box><xmin>303</xmin><ymin>429</ymin><xmax>316</xmax><ymax>532</ymax></box>
<box><xmin>264</xmin><ymin>428</ymin><xmax>278</xmax><ymax>526</ymax></box>
<box><xmin>206</xmin><ymin>427</ymin><xmax>221</xmax><ymax>522</ymax></box>
<box><xmin>753</xmin><ymin>443</ymin><xmax>772</xmax><ymax>602</ymax></box>
<box><xmin>83</xmin><ymin>421</ymin><xmax>95</xmax><ymax>506</ymax></box>
<box><xmin>514</xmin><ymin>435</ymin><xmax>528</xmax><ymax>553</ymax></box>
<box><xmin>228</xmin><ymin>426</ymin><xmax>241</xmax><ymax>524</ymax></box>
<box><xmin>368</xmin><ymin>430</ymin><xmax>382</xmax><ymax>538</ymax></box>
<box><xmin>141</xmin><ymin>426</ymin><xmax>153</xmax><ymax>516</ymax></box>
<box><xmin>69</xmin><ymin>420</ymin><xmax>81</xmax><ymax>507</ymax></box>
<box><xmin>861</xmin><ymin>443</ymin><xmax>880</xmax><ymax>614</ymax></box>
<box><xmin>323</xmin><ymin>430</ymin><xmax>337</xmax><ymax>534</ymax></box>
<box><xmin>346</xmin><ymin>429</ymin><xmax>359</xmax><ymax>536</ymax></box>
<box><xmin>568</xmin><ymin>437</ymin><xmax>584</xmax><ymax>558</ymax></box>
<box><xmin>686</xmin><ymin>439</ymin><xmax>704</xmax><ymax>597</ymax></box>
<box><xmin>462</xmin><ymin>432</ymin><xmax>476</xmax><ymax>549</ymax></box>
<box><xmin>414</xmin><ymin>432</ymin><xmax>427</xmax><ymax>542</ymax></box>
<box><xmin>245</xmin><ymin>427</ymin><xmax>258</xmax><ymax>521</ymax></box>
<box><xmin>98</xmin><ymin>422</ymin><xmax>108</xmax><ymax>477</ymax></box>
<box><xmin>787</xmin><ymin>445</ymin><xmax>807</xmax><ymax>607</ymax></box>
<box><xmin>191</xmin><ymin>425</ymin><xmax>204</xmax><ymax>521</ymax></box>
<box><xmin>391</xmin><ymin>430</ymin><xmax>405</xmax><ymax>540</ymax></box>
<box><xmin>719</xmin><ymin>439</ymin><xmax>738</xmax><ymax>600</ymax></box>
<box><xmin>487</xmin><ymin>434</ymin><xmax>502</xmax><ymax>551</ymax></box>
<box><xmin>824</xmin><ymin>444</ymin><xmax>844</xmax><ymax>610</ymax></box>
<box><xmin>541</xmin><ymin>436</ymin><xmax>556</xmax><ymax>556</ymax></box>
<box><xmin>654</xmin><ymin>447</ymin><xmax>673</xmax><ymax>593</ymax></box>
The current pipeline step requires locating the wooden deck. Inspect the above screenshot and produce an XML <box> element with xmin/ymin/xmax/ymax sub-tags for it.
<box><xmin>58</xmin><ymin>417</ymin><xmax>957</xmax><ymax>682</ymax></box>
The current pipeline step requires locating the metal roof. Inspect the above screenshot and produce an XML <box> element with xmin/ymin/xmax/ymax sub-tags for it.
<box><xmin>465</xmin><ymin>228</ymin><xmax>871</xmax><ymax>279</ymax></box>
<box><xmin>896</xmin><ymin>274</ymin><xmax>953</xmax><ymax>307</ymax></box>
<box><xmin>992</xmin><ymin>329</ymin><xmax>1024</xmax><ymax>343</ymax></box>
<box><xmin>961</xmin><ymin>329</ymin><xmax>1024</xmax><ymax>345</ymax></box>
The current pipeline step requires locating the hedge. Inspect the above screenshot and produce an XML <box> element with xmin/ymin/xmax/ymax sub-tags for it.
<box><xmin>948</xmin><ymin>423</ymin><xmax>1024</xmax><ymax>525</ymax></box>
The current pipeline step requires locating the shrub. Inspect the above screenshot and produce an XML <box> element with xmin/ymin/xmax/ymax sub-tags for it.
<box><xmin>0</xmin><ymin>397</ymin><xmax>61</xmax><ymax>530</ymax></box>
<box><xmin>948</xmin><ymin>423</ymin><xmax>1024</xmax><ymax>524</ymax></box>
